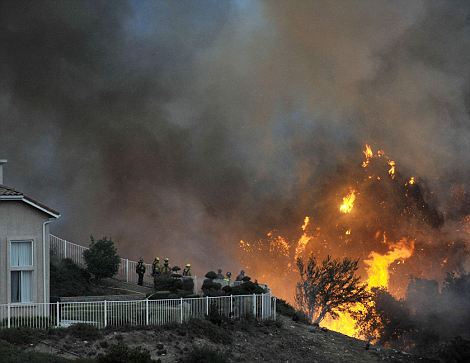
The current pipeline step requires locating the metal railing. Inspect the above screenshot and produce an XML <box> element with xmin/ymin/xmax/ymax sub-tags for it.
<box><xmin>0</xmin><ymin>294</ymin><xmax>276</xmax><ymax>330</ymax></box>
<box><xmin>50</xmin><ymin>234</ymin><xmax>186</xmax><ymax>287</ymax></box>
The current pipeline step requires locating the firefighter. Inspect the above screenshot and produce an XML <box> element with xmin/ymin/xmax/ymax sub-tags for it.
<box><xmin>216</xmin><ymin>268</ymin><xmax>224</xmax><ymax>279</ymax></box>
<box><xmin>182</xmin><ymin>263</ymin><xmax>192</xmax><ymax>277</ymax></box>
<box><xmin>225</xmin><ymin>271</ymin><xmax>232</xmax><ymax>283</ymax></box>
<box><xmin>152</xmin><ymin>257</ymin><xmax>161</xmax><ymax>289</ymax></box>
<box><xmin>236</xmin><ymin>270</ymin><xmax>245</xmax><ymax>281</ymax></box>
<box><xmin>161</xmin><ymin>257</ymin><xmax>171</xmax><ymax>276</ymax></box>
<box><xmin>152</xmin><ymin>257</ymin><xmax>160</xmax><ymax>277</ymax></box>
<box><xmin>136</xmin><ymin>258</ymin><xmax>146</xmax><ymax>286</ymax></box>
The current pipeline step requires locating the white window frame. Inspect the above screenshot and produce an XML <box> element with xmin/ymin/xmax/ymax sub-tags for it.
<box><xmin>9</xmin><ymin>240</ymin><xmax>34</xmax><ymax>304</ymax></box>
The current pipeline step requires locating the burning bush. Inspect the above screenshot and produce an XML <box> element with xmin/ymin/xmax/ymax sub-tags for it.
<box><xmin>295</xmin><ymin>254</ymin><xmax>370</xmax><ymax>324</ymax></box>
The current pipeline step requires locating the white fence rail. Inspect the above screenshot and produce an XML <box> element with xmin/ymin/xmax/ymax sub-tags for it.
<box><xmin>0</xmin><ymin>294</ymin><xmax>276</xmax><ymax>330</ymax></box>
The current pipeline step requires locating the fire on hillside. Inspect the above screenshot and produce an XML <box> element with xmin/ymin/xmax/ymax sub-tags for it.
<box><xmin>238</xmin><ymin>144</ymin><xmax>470</xmax><ymax>339</ymax></box>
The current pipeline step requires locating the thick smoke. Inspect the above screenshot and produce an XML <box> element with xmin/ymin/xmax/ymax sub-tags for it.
<box><xmin>1</xmin><ymin>1</ymin><xmax>470</xmax><ymax>276</ymax></box>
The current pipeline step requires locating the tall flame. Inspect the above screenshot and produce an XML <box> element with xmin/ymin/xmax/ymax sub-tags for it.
<box><xmin>362</xmin><ymin>144</ymin><xmax>373</xmax><ymax>167</ymax></box>
<box><xmin>322</xmin><ymin>239</ymin><xmax>415</xmax><ymax>337</ymax></box>
<box><xmin>295</xmin><ymin>216</ymin><xmax>312</xmax><ymax>260</ymax></box>
<box><xmin>340</xmin><ymin>190</ymin><xmax>356</xmax><ymax>214</ymax></box>
<box><xmin>388</xmin><ymin>160</ymin><xmax>396</xmax><ymax>179</ymax></box>
<box><xmin>364</xmin><ymin>239</ymin><xmax>415</xmax><ymax>290</ymax></box>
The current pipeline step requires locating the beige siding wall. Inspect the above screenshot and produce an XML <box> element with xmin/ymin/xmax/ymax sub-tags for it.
<box><xmin>0</xmin><ymin>201</ymin><xmax>51</xmax><ymax>304</ymax></box>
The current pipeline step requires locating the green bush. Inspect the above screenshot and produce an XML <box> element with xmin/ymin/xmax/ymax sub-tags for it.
<box><xmin>154</xmin><ymin>277</ymin><xmax>183</xmax><ymax>292</ymax></box>
<box><xmin>83</xmin><ymin>236</ymin><xmax>120</xmax><ymax>280</ymax></box>
<box><xmin>231</xmin><ymin>281</ymin><xmax>265</xmax><ymax>295</ymax></box>
<box><xmin>50</xmin><ymin>258</ymin><xmax>91</xmax><ymax>297</ymax></box>
<box><xmin>205</xmin><ymin>271</ymin><xmax>217</xmax><ymax>280</ymax></box>
<box><xmin>181</xmin><ymin>277</ymin><xmax>195</xmax><ymax>292</ymax></box>
<box><xmin>98</xmin><ymin>344</ymin><xmax>153</xmax><ymax>363</ymax></box>
<box><xmin>202</xmin><ymin>280</ymin><xmax>222</xmax><ymax>296</ymax></box>
<box><xmin>185</xmin><ymin>346</ymin><xmax>227</xmax><ymax>363</ymax></box>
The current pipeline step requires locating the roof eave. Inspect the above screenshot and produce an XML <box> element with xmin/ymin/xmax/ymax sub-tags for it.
<box><xmin>0</xmin><ymin>196</ymin><xmax>60</xmax><ymax>219</ymax></box>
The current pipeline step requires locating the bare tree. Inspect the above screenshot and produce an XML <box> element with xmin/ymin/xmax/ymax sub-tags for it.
<box><xmin>296</xmin><ymin>254</ymin><xmax>370</xmax><ymax>324</ymax></box>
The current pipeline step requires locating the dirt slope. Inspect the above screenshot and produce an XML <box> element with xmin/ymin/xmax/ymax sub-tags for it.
<box><xmin>26</xmin><ymin>316</ymin><xmax>430</xmax><ymax>363</ymax></box>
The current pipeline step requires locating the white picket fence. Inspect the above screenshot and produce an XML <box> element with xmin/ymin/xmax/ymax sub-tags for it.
<box><xmin>0</xmin><ymin>294</ymin><xmax>276</xmax><ymax>330</ymax></box>
<box><xmin>50</xmin><ymin>235</ymin><xmax>197</xmax><ymax>287</ymax></box>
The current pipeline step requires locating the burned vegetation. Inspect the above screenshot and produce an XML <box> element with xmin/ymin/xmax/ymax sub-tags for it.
<box><xmin>239</xmin><ymin>144</ymin><xmax>470</xmax><ymax>356</ymax></box>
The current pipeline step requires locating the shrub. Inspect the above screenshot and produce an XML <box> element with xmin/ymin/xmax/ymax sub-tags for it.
<box><xmin>205</xmin><ymin>271</ymin><xmax>217</xmax><ymax>280</ymax></box>
<box><xmin>67</xmin><ymin>323</ymin><xmax>102</xmax><ymax>341</ymax></box>
<box><xmin>98</xmin><ymin>344</ymin><xmax>153</xmax><ymax>363</ymax></box>
<box><xmin>181</xmin><ymin>277</ymin><xmax>195</xmax><ymax>292</ymax></box>
<box><xmin>221</xmin><ymin>285</ymin><xmax>232</xmax><ymax>294</ymax></box>
<box><xmin>231</xmin><ymin>281</ymin><xmax>265</xmax><ymax>295</ymax></box>
<box><xmin>202</xmin><ymin>279</ymin><xmax>222</xmax><ymax>296</ymax></box>
<box><xmin>50</xmin><ymin>258</ymin><xmax>91</xmax><ymax>297</ymax></box>
<box><xmin>154</xmin><ymin>276</ymin><xmax>183</xmax><ymax>292</ymax></box>
<box><xmin>185</xmin><ymin>346</ymin><xmax>228</xmax><ymax>363</ymax></box>
<box><xmin>83</xmin><ymin>236</ymin><xmax>120</xmax><ymax>280</ymax></box>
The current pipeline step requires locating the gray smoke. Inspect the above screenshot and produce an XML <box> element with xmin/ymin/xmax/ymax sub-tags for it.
<box><xmin>1</xmin><ymin>0</ymin><xmax>470</xmax><ymax>275</ymax></box>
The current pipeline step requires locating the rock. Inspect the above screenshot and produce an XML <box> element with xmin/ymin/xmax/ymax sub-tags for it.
<box><xmin>321</xmin><ymin>327</ymin><xmax>328</xmax><ymax>332</ymax></box>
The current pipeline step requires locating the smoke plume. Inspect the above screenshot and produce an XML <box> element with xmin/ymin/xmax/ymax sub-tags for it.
<box><xmin>1</xmin><ymin>0</ymin><xmax>470</xmax><ymax>277</ymax></box>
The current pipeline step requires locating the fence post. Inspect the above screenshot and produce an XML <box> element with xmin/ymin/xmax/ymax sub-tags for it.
<box><xmin>230</xmin><ymin>295</ymin><xmax>233</xmax><ymax>317</ymax></box>
<box><xmin>56</xmin><ymin>301</ymin><xmax>60</xmax><ymax>327</ymax></box>
<box><xmin>146</xmin><ymin>299</ymin><xmax>149</xmax><ymax>326</ymax></box>
<box><xmin>126</xmin><ymin>259</ymin><xmax>129</xmax><ymax>283</ymax></box>
<box><xmin>194</xmin><ymin>276</ymin><xmax>197</xmax><ymax>294</ymax></box>
<box><xmin>7</xmin><ymin>303</ymin><xmax>10</xmax><ymax>328</ymax></box>
<box><xmin>206</xmin><ymin>296</ymin><xmax>209</xmax><ymax>316</ymax></box>
<box><xmin>64</xmin><ymin>240</ymin><xmax>67</xmax><ymax>259</ymax></box>
<box><xmin>104</xmin><ymin>300</ymin><xmax>107</xmax><ymax>328</ymax></box>
<box><xmin>253</xmin><ymin>293</ymin><xmax>256</xmax><ymax>318</ymax></box>
<box><xmin>273</xmin><ymin>296</ymin><xmax>277</xmax><ymax>320</ymax></box>
<box><xmin>261</xmin><ymin>293</ymin><xmax>264</xmax><ymax>320</ymax></box>
<box><xmin>180</xmin><ymin>298</ymin><xmax>183</xmax><ymax>324</ymax></box>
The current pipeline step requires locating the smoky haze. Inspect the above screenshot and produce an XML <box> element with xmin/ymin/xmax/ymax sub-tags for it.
<box><xmin>1</xmin><ymin>0</ymin><xmax>470</xmax><ymax>275</ymax></box>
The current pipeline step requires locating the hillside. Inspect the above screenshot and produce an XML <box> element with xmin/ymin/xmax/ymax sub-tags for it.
<box><xmin>0</xmin><ymin>315</ymin><xmax>437</xmax><ymax>363</ymax></box>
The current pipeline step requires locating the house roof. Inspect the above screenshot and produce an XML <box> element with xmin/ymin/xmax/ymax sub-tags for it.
<box><xmin>0</xmin><ymin>185</ymin><xmax>60</xmax><ymax>218</ymax></box>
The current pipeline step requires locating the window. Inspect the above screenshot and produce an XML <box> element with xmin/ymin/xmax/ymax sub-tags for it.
<box><xmin>10</xmin><ymin>241</ymin><xmax>33</xmax><ymax>303</ymax></box>
<box><xmin>10</xmin><ymin>241</ymin><xmax>33</xmax><ymax>267</ymax></box>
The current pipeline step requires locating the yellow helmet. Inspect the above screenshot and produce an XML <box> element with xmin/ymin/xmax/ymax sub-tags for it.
<box><xmin>164</xmin><ymin>257</ymin><xmax>169</xmax><ymax>262</ymax></box>
<box><xmin>155</xmin><ymin>257</ymin><xmax>160</xmax><ymax>261</ymax></box>
<box><xmin>186</xmin><ymin>263</ymin><xmax>191</xmax><ymax>267</ymax></box>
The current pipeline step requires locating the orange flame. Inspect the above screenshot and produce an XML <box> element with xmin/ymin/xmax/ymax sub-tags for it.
<box><xmin>322</xmin><ymin>239</ymin><xmax>415</xmax><ymax>337</ymax></box>
<box><xmin>364</xmin><ymin>239</ymin><xmax>415</xmax><ymax>290</ymax></box>
<box><xmin>340</xmin><ymin>190</ymin><xmax>356</xmax><ymax>214</ymax></box>
<box><xmin>295</xmin><ymin>216</ymin><xmax>313</xmax><ymax>260</ymax></box>
<box><xmin>362</xmin><ymin>144</ymin><xmax>373</xmax><ymax>167</ymax></box>
<box><xmin>388</xmin><ymin>160</ymin><xmax>396</xmax><ymax>179</ymax></box>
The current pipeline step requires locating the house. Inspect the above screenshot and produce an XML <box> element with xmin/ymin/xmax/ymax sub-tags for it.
<box><xmin>0</xmin><ymin>160</ymin><xmax>60</xmax><ymax>305</ymax></box>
